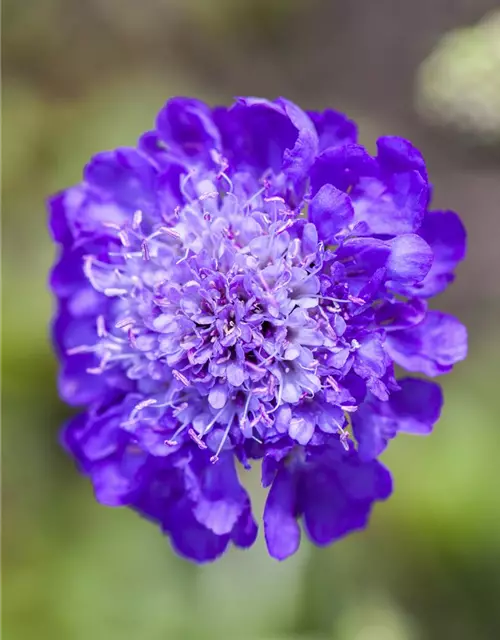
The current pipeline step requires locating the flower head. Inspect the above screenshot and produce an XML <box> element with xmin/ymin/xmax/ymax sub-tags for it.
<box><xmin>49</xmin><ymin>96</ymin><xmax>467</xmax><ymax>561</ymax></box>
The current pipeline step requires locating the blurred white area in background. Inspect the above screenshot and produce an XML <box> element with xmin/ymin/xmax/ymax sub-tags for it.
<box><xmin>416</xmin><ymin>9</ymin><xmax>500</xmax><ymax>143</ymax></box>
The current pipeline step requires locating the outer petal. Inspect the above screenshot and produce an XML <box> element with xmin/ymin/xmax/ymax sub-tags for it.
<box><xmin>84</xmin><ymin>148</ymin><xmax>158</xmax><ymax>213</ymax></box>
<box><xmin>48</xmin><ymin>185</ymin><xmax>123</xmax><ymax>243</ymax></box>
<box><xmin>278</xmin><ymin>98</ymin><xmax>320</xmax><ymax>187</ymax></box>
<box><xmin>309</xmin><ymin>183</ymin><xmax>354</xmax><ymax>242</ymax></box>
<box><xmin>302</xmin><ymin>463</ymin><xmax>358</xmax><ymax>545</ymax></box>
<box><xmin>91</xmin><ymin>452</ymin><xmax>146</xmax><ymax>507</ymax></box>
<box><xmin>231</xmin><ymin>503</ymin><xmax>259</xmax><ymax>549</ymax></box>
<box><xmin>155</xmin><ymin>97</ymin><xmax>221</xmax><ymax>163</ymax></box>
<box><xmin>339</xmin><ymin>234</ymin><xmax>432</xmax><ymax>285</ymax></box>
<box><xmin>264</xmin><ymin>466</ymin><xmax>301</xmax><ymax>560</ymax></box>
<box><xmin>302</xmin><ymin>449</ymin><xmax>390</xmax><ymax>545</ymax></box>
<box><xmin>188</xmin><ymin>453</ymin><xmax>247</xmax><ymax>536</ymax></box>
<box><xmin>48</xmin><ymin>191</ymin><xmax>72</xmax><ymax>244</ymax></box>
<box><xmin>386</xmin><ymin>234</ymin><xmax>433</xmax><ymax>284</ymax></box>
<box><xmin>167</xmin><ymin>501</ymin><xmax>230</xmax><ymax>563</ymax></box>
<box><xmin>376</xmin><ymin>136</ymin><xmax>428</xmax><ymax>182</ymax></box>
<box><xmin>308</xmin><ymin>109</ymin><xmax>358</xmax><ymax>152</ymax></box>
<box><xmin>376</xmin><ymin>298</ymin><xmax>427</xmax><ymax>332</ymax></box>
<box><xmin>390</xmin><ymin>378</ymin><xmax>443</xmax><ymax>434</ymax></box>
<box><xmin>386</xmin><ymin>311</ymin><xmax>467</xmax><ymax>376</ymax></box>
<box><xmin>405</xmin><ymin>210</ymin><xmax>467</xmax><ymax>297</ymax></box>
<box><xmin>132</xmin><ymin>452</ymin><xmax>244</xmax><ymax>563</ymax></box>
<box><xmin>50</xmin><ymin>154</ymin><xmax>161</xmax><ymax>245</ymax></box>
<box><xmin>353</xmin><ymin>334</ymin><xmax>388</xmax><ymax>380</ymax></box>
<box><xmin>59</xmin><ymin>412</ymin><xmax>89</xmax><ymax>463</ymax></box>
<box><xmin>351</xmin><ymin>170</ymin><xmax>429</xmax><ymax>236</ymax></box>
<box><xmin>221</xmin><ymin>97</ymin><xmax>318</xmax><ymax>188</ymax></box>
<box><xmin>261</xmin><ymin>439</ymin><xmax>294</xmax><ymax>488</ymax></box>
<box><xmin>58</xmin><ymin>354</ymin><xmax>107</xmax><ymax>406</ymax></box>
<box><xmin>337</xmin><ymin>237</ymin><xmax>390</xmax><ymax>278</ymax></box>
<box><xmin>50</xmin><ymin>249</ymin><xmax>88</xmax><ymax>298</ymax></box>
<box><xmin>353</xmin><ymin>378</ymin><xmax>443</xmax><ymax>459</ymax></box>
<box><xmin>310</xmin><ymin>144</ymin><xmax>377</xmax><ymax>195</ymax></box>
<box><xmin>336</xmin><ymin>452</ymin><xmax>393</xmax><ymax>502</ymax></box>
<box><xmin>61</xmin><ymin>400</ymin><xmax>148</xmax><ymax>508</ymax></box>
<box><xmin>76</xmin><ymin>408</ymin><xmax>124</xmax><ymax>462</ymax></box>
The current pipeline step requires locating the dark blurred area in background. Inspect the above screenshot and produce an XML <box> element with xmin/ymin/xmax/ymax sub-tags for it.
<box><xmin>3</xmin><ymin>2</ymin><xmax>500</xmax><ymax>639</ymax></box>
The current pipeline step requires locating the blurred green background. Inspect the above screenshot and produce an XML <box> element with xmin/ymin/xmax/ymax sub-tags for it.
<box><xmin>3</xmin><ymin>1</ymin><xmax>500</xmax><ymax>639</ymax></box>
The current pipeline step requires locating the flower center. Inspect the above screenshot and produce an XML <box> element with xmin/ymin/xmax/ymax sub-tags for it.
<box><xmin>69</xmin><ymin>169</ymin><xmax>366</xmax><ymax>456</ymax></box>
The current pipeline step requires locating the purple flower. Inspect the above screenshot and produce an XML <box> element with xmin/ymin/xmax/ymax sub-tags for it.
<box><xmin>49</xmin><ymin>96</ymin><xmax>467</xmax><ymax>562</ymax></box>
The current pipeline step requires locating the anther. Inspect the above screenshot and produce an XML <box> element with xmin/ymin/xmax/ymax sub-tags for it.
<box><xmin>327</xmin><ymin>376</ymin><xmax>340</xmax><ymax>392</ymax></box>
<box><xmin>132</xmin><ymin>210</ymin><xmax>143</xmax><ymax>229</ymax></box>
<box><xmin>264</xmin><ymin>196</ymin><xmax>285</xmax><ymax>204</ymax></box>
<box><xmin>276</xmin><ymin>220</ymin><xmax>295</xmax><ymax>235</ymax></box>
<box><xmin>172</xmin><ymin>402</ymin><xmax>188</xmax><ymax>417</ymax></box>
<box><xmin>209</xmin><ymin>416</ymin><xmax>234</xmax><ymax>464</ymax></box>
<box><xmin>188</xmin><ymin>428</ymin><xmax>208</xmax><ymax>449</ymax></box>
<box><xmin>141</xmin><ymin>240</ymin><xmax>150</xmax><ymax>261</ymax></box>
<box><xmin>172</xmin><ymin>370</ymin><xmax>189</xmax><ymax>386</ymax></box>
<box><xmin>66</xmin><ymin>344</ymin><xmax>96</xmax><ymax>355</ymax></box>
<box><xmin>128</xmin><ymin>328</ymin><xmax>137</xmax><ymax>347</ymax></box>
<box><xmin>218</xmin><ymin>171</ymin><xmax>233</xmax><ymax>194</ymax></box>
<box><xmin>104</xmin><ymin>287</ymin><xmax>128</xmax><ymax>297</ymax></box>
<box><xmin>118</xmin><ymin>230</ymin><xmax>130</xmax><ymax>247</ymax></box>
<box><xmin>159</xmin><ymin>226</ymin><xmax>181</xmax><ymax>240</ymax></box>
<box><xmin>340</xmin><ymin>430</ymin><xmax>350</xmax><ymax>451</ymax></box>
<box><xmin>127</xmin><ymin>398</ymin><xmax>157</xmax><ymax>423</ymax></box>
<box><xmin>199</xmin><ymin>191</ymin><xmax>218</xmax><ymax>201</ymax></box>
<box><xmin>176</xmin><ymin>247</ymin><xmax>190</xmax><ymax>265</ymax></box>
<box><xmin>115</xmin><ymin>317</ymin><xmax>135</xmax><ymax>330</ymax></box>
<box><xmin>96</xmin><ymin>315</ymin><xmax>107</xmax><ymax>338</ymax></box>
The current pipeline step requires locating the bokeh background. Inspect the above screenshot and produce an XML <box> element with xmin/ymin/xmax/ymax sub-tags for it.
<box><xmin>3</xmin><ymin>1</ymin><xmax>500</xmax><ymax>638</ymax></box>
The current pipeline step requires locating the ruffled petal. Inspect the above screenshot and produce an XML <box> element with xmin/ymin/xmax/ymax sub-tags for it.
<box><xmin>386</xmin><ymin>311</ymin><xmax>467</xmax><ymax>376</ymax></box>
<box><xmin>351</xmin><ymin>170</ymin><xmax>429</xmax><ymax>236</ymax></box>
<box><xmin>188</xmin><ymin>453</ymin><xmax>247</xmax><ymax>536</ymax></box>
<box><xmin>353</xmin><ymin>378</ymin><xmax>443</xmax><ymax>458</ymax></box>
<box><xmin>91</xmin><ymin>451</ymin><xmax>146</xmax><ymax>507</ymax></box>
<box><xmin>264</xmin><ymin>466</ymin><xmax>301</xmax><ymax>560</ymax></box>
<box><xmin>231</xmin><ymin>503</ymin><xmax>259</xmax><ymax>549</ymax></box>
<box><xmin>58</xmin><ymin>354</ymin><xmax>107</xmax><ymax>406</ymax></box>
<box><xmin>354</xmin><ymin>334</ymin><xmax>388</xmax><ymax>380</ymax></box>
<box><xmin>405</xmin><ymin>210</ymin><xmax>467</xmax><ymax>297</ymax></box>
<box><xmin>278</xmin><ymin>98</ymin><xmax>320</xmax><ymax>187</ymax></box>
<box><xmin>156</xmin><ymin>97</ymin><xmax>221</xmax><ymax>163</ymax></box>
<box><xmin>376</xmin><ymin>136</ymin><xmax>428</xmax><ymax>182</ymax></box>
<box><xmin>309</xmin><ymin>183</ymin><xmax>354</xmax><ymax>242</ymax></box>
<box><xmin>50</xmin><ymin>249</ymin><xmax>87</xmax><ymax>298</ymax></box>
<box><xmin>167</xmin><ymin>501</ymin><xmax>230</xmax><ymax>563</ymax></box>
<box><xmin>376</xmin><ymin>298</ymin><xmax>427</xmax><ymax>332</ymax></box>
<box><xmin>302</xmin><ymin>463</ymin><xmax>355</xmax><ymax>545</ymax></box>
<box><xmin>386</xmin><ymin>234</ymin><xmax>433</xmax><ymax>284</ymax></box>
<box><xmin>390</xmin><ymin>378</ymin><xmax>443</xmax><ymax>434</ymax></box>
<box><xmin>48</xmin><ymin>191</ymin><xmax>72</xmax><ymax>244</ymax></box>
<box><xmin>221</xmin><ymin>97</ymin><xmax>318</xmax><ymax>188</ymax></box>
<box><xmin>336</xmin><ymin>452</ymin><xmax>393</xmax><ymax>502</ymax></box>
<box><xmin>302</xmin><ymin>449</ymin><xmax>390</xmax><ymax>545</ymax></box>
<box><xmin>308</xmin><ymin>109</ymin><xmax>358</xmax><ymax>152</ymax></box>
<box><xmin>84</xmin><ymin>148</ymin><xmax>158</xmax><ymax>212</ymax></box>
<box><xmin>310</xmin><ymin>144</ymin><xmax>377</xmax><ymax>195</ymax></box>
